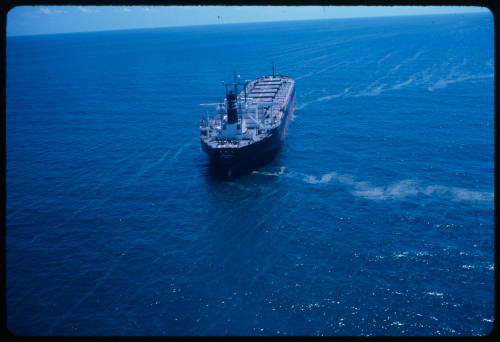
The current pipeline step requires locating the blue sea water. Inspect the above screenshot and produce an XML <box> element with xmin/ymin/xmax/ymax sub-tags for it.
<box><xmin>6</xmin><ymin>12</ymin><xmax>494</xmax><ymax>336</ymax></box>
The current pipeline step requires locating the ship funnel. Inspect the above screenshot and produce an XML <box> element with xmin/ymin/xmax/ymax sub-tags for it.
<box><xmin>226</xmin><ymin>90</ymin><xmax>238</xmax><ymax>124</ymax></box>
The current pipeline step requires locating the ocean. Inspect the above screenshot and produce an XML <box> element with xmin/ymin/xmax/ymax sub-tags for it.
<box><xmin>6</xmin><ymin>12</ymin><xmax>494</xmax><ymax>336</ymax></box>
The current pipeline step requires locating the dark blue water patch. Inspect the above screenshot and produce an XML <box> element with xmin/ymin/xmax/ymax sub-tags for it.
<box><xmin>7</xmin><ymin>12</ymin><xmax>494</xmax><ymax>336</ymax></box>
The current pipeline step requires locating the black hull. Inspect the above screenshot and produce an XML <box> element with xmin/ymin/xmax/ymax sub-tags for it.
<box><xmin>202</xmin><ymin>88</ymin><xmax>295</xmax><ymax>177</ymax></box>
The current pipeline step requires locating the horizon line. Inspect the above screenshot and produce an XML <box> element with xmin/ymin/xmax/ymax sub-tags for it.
<box><xmin>6</xmin><ymin>10</ymin><xmax>489</xmax><ymax>38</ymax></box>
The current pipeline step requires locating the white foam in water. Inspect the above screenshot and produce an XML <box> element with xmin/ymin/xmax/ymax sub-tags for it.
<box><xmin>132</xmin><ymin>149</ymin><xmax>171</xmax><ymax>184</ymax></box>
<box><xmin>377</xmin><ymin>52</ymin><xmax>394</xmax><ymax>64</ymax></box>
<box><xmin>298</xmin><ymin>54</ymin><xmax>492</xmax><ymax>110</ymax></box>
<box><xmin>300</xmin><ymin>171</ymin><xmax>493</xmax><ymax>203</ymax></box>
<box><xmin>295</xmin><ymin>102</ymin><xmax>308</xmax><ymax>110</ymax></box>
<box><xmin>354</xmin><ymin>67</ymin><xmax>420</xmax><ymax>97</ymax></box>
<box><xmin>296</xmin><ymin>88</ymin><xmax>348</xmax><ymax>109</ymax></box>
<box><xmin>345</xmin><ymin>51</ymin><xmax>428</xmax><ymax>97</ymax></box>
<box><xmin>295</xmin><ymin>70</ymin><xmax>315</xmax><ymax>81</ymax></box>
<box><xmin>428</xmin><ymin>72</ymin><xmax>493</xmax><ymax>91</ymax></box>
<box><xmin>388</xmin><ymin>50</ymin><xmax>423</xmax><ymax>74</ymax></box>
<box><xmin>352</xmin><ymin>186</ymin><xmax>386</xmax><ymax>200</ymax></box>
<box><xmin>422</xmin><ymin>185</ymin><xmax>449</xmax><ymax>196</ymax></box>
<box><xmin>149</xmin><ymin>149</ymin><xmax>171</xmax><ymax>170</ymax></box>
<box><xmin>385</xmin><ymin>180</ymin><xmax>420</xmax><ymax>199</ymax></box>
<box><xmin>450</xmin><ymin>187</ymin><xmax>494</xmax><ymax>202</ymax></box>
<box><xmin>303</xmin><ymin>172</ymin><xmax>337</xmax><ymax>184</ymax></box>
<box><xmin>392</xmin><ymin>76</ymin><xmax>415</xmax><ymax>90</ymax></box>
<box><xmin>295</xmin><ymin>60</ymin><xmax>345</xmax><ymax>81</ymax></box>
<box><xmin>172</xmin><ymin>138</ymin><xmax>196</xmax><ymax>161</ymax></box>
<box><xmin>125</xmin><ymin>137</ymin><xmax>194</xmax><ymax>187</ymax></box>
<box><xmin>268</xmin><ymin>168</ymin><xmax>492</xmax><ymax>204</ymax></box>
<box><xmin>299</xmin><ymin>51</ymin><xmax>429</xmax><ymax>105</ymax></box>
<box><xmin>253</xmin><ymin>166</ymin><xmax>286</xmax><ymax>177</ymax></box>
<box><xmin>418</xmin><ymin>67</ymin><xmax>433</xmax><ymax>84</ymax></box>
<box><xmin>355</xmin><ymin>84</ymin><xmax>386</xmax><ymax>97</ymax></box>
<box><xmin>317</xmin><ymin>88</ymin><xmax>350</xmax><ymax>102</ymax></box>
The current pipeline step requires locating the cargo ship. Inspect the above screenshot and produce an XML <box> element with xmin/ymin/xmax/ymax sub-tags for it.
<box><xmin>200</xmin><ymin>65</ymin><xmax>295</xmax><ymax>177</ymax></box>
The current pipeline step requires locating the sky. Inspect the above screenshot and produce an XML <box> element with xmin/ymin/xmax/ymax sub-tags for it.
<box><xmin>7</xmin><ymin>5</ymin><xmax>490</xmax><ymax>37</ymax></box>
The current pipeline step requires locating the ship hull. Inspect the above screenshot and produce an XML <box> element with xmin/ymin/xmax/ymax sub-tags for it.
<box><xmin>202</xmin><ymin>88</ymin><xmax>295</xmax><ymax>176</ymax></box>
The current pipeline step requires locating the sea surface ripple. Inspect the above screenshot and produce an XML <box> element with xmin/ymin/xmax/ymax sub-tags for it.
<box><xmin>6</xmin><ymin>12</ymin><xmax>494</xmax><ymax>336</ymax></box>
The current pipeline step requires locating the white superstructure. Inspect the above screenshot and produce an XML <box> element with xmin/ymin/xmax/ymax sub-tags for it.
<box><xmin>200</xmin><ymin>75</ymin><xmax>295</xmax><ymax>149</ymax></box>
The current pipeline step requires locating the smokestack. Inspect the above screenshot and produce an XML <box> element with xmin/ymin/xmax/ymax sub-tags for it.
<box><xmin>226</xmin><ymin>91</ymin><xmax>238</xmax><ymax>124</ymax></box>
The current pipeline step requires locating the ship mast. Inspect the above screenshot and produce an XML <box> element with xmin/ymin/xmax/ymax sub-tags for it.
<box><xmin>219</xmin><ymin>73</ymin><xmax>250</xmax><ymax>125</ymax></box>
<box><xmin>222</xmin><ymin>73</ymin><xmax>249</xmax><ymax>102</ymax></box>
<box><xmin>233</xmin><ymin>72</ymin><xmax>238</xmax><ymax>94</ymax></box>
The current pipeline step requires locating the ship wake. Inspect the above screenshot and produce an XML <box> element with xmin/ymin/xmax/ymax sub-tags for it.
<box><xmin>253</xmin><ymin>166</ymin><xmax>286</xmax><ymax>177</ymax></box>
<box><xmin>302</xmin><ymin>171</ymin><xmax>493</xmax><ymax>204</ymax></box>
<box><xmin>251</xmin><ymin>167</ymin><xmax>493</xmax><ymax>204</ymax></box>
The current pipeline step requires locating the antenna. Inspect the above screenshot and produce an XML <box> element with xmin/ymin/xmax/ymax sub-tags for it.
<box><xmin>233</xmin><ymin>72</ymin><xmax>238</xmax><ymax>93</ymax></box>
<box><xmin>221</xmin><ymin>81</ymin><xmax>228</xmax><ymax>95</ymax></box>
<box><xmin>221</xmin><ymin>73</ymin><xmax>248</xmax><ymax>103</ymax></box>
<box><xmin>272</xmin><ymin>62</ymin><xmax>275</xmax><ymax>77</ymax></box>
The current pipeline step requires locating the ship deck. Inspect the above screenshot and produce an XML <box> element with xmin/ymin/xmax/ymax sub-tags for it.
<box><xmin>201</xmin><ymin>75</ymin><xmax>295</xmax><ymax>149</ymax></box>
